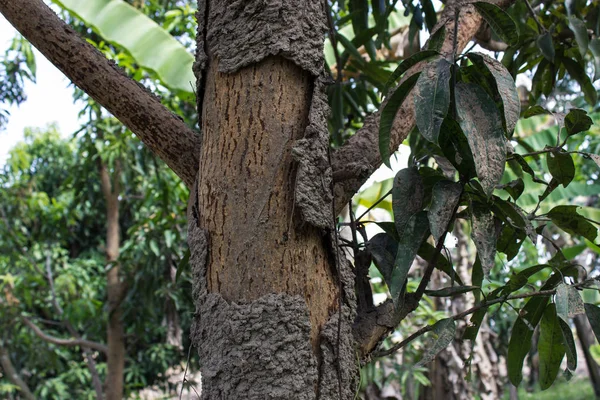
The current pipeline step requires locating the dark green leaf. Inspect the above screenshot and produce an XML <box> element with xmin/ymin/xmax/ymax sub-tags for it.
<box><xmin>471</xmin><ymin>204</ymin><xmax>497</xmax><ymax>276</ymax></box>
<box><xmin>455</xmin><ymin>82</ymin><xmax>507</xmax><ymax>196</ymax></box>
<box><xmin>558</xmin><ymin>318</ymin><xmax>577</xmax><ymax>372</ymax></box>
<box><xmin>504</xmin><ymin>178</ymin><xmax>524</xmax><ymax>201</ymax></box>
<box><xmin>590</xmin><ymin>38</ymin><xmax>600</xmax><ymax>82</ymax></box>
<box><xmin>565</xmin><ymin>108</ymin><xmax>592</xmax><ymax>136</ymax></box>
<box><xmin>537</xmin><ymin>32</ymin><xmax>555</xmax><ymax>63</ymax></box>
<box><xmin>568</xmin><ymin>16</ymin><xmax>589</xmax><ymax>57</ymax></box>
<box><xmin>539</xmin><ymin>178</ymin><xmax>560</xmax><ymax>202</ymax></box>
<box><xmin>425</xmin><ymin>285</ymin><xmax>478</xmax><ymax>297</ymax></box>
<box><xmin>427</xmin><ymin>26</ymin><xmax>446</xmax><ymax>52</ymax></box>
<box><xmin>379</xmin><ymin>73</ymin><xmax>421</xmax><ymax>167</ymax></box>
<box><xmin>547</xmin><ymin>151</ymin><xmax>575</xmax><ymax>187</ymax></box>
<box><xmin>422</xmin><ymin>0</ymin><xmax>437</xmax><ymax>31</ymax></box>
<box><xmin>513</xmin><ymin>153</ymin><xmax>536</xmax><ymax>177</ymax></box>
<box><xmin>418</xmin><ymin>242</ymin><xmax>464</xmax><ymax>285</ymax></box>
<box><xmin>348</xmin><ymin>0</ymin><xmax>377</xmax><ymax>59</ymax></box>
<box><xmin>585</xmin><ymin>303</ymin><xmax>600</xmax><ymax>344</ymax></box>
<box><xmin>374</xmin><ymin>221</ymin><xmax>400</xmax><ymax>242</ymax></box>
<box><xmin>561</xmin><ymin>56</ymin><xmax>598</xmax><ymax>106</ymax></box>
<box><xmin>391</xmin><ymin>212</ymin><xmax>430</xmax><ymax>307</ymax></box>
<box><xmin>413</xmin><ymin>58</ymin><xmax>452</xmax><ymax>143</ymax></box>
<box><xmin>497</xmin><ymin>224</ymin><xmax>526</xmax><ymax>261</ymax></box>
<box><xmin>538</xmin><ymin>304</ymin><xmax>566</xmax><ymax>390</ymax></box>
<box><xmin>175</xmin><ymin>249</ymin><xmax>190</xmax><ymax>282</ymax></box>
<box><xmin>463</xmin><ymin>308</ymin><xmax>486</xmax><ymax>340</ymax></box>
<box><xmin>474</xmin><ymin>2</ymin><xmax>519</xmax><ymax>46</ymax></box>
<box><xmin>548</xmin><ymin>205</ymin><xmax>598</xmax><ymax>243</ymax></box>
<box><xmin>392</xmin><ymin>167</ymin><xmax>425</xmax><ymax>236</ymax></box>
<box><xmin>428</xmin><ymin>180</ymin><xmax>462</xmax><ymax>244</ymax></box>
<box><xmin>556</xmin><ymin>283</ymin><xmax>584</xmax><ymax>322</ymax></box>
<box><xmin>416</xmin><ymin>318</ymin><xmax>456</xmax><ymax>366</ymax></box>
<box><xmin>523</xmin><ymin>105</ymin><xmax>550</xmax><ymax>118</ymax></box>
<box><xmin>508</xmin><ymin>295</ymin><xmax>550</xmax><ymax>386</ymax></box>
<box><xmin>367</xmin><ymin>233</ymin><xmax>397</xmax><ymax>285</ymax></box>
<box><xmin>438</xmin><ymin>118</ymin><xmax>477</xmax><ymax>178</ymax></box>
<box><xmin>468</xmin><ymin>53</ymin><xmax>521</xmax><ymax>135</ymax></box>
<box><xmin>384</xmin><ymin>50</ymin><xmax>439</xmax><ymax>96</ymax></box>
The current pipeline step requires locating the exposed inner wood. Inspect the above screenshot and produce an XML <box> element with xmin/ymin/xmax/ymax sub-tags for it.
<box><xmin>199</xmin><ymin>56</ymin><xmax>339</xmax><ymax>349</ymax></box>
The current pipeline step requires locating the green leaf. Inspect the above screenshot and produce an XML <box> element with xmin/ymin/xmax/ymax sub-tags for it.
<box><xmin>425</xmin><ymin>285</ymin><xmax>478</xmax><ymax>297</ymax></box>
<box><xmin>149</xmin><ymin>240</ymin><xmax>160</xmax><ymax>257</ymax></box>
<box><xmin>438</xmin><ymin>118</ymin><xmax>477</xmax><ymax>179</ymax></box>
<box><xmin>383</xmin><ymin>50</ymin><xmax>439</xmax><ymax>96</ymax></box>
<box><xmin>416</xmin><ymin>318</ymin><xmax>456</xmax><ymax>367</ymax></box>
<box><xmin>413</xmin><ymin>58</ymin><xmax>452</xmax><ymax>143</ymax></box>
<box><xmin>379</xmin><ymin>73</ymin><xmax>421</xmax><ymax>167</ymax></box>
<box><xmin>428</xmin><ymin>180</ymin><xmax>462</xmax><ymax>244</ymax></box>
<box><xmin>455</xmin><ymin>82</ymin><xmax>507</xmax><ymax>196</ymax></box>
<box><xmin>538</xmin><ymin>304</ymin><xmax>566</xmax><ymax>390</ymax></box>
<box><xmin>392</xmin><ymin>167</ymin><xmax>424</xmax><ymax>236</ymax></box>
<box><xmin>568</xmin><ymin>16</ymin><xmax>589</xmax><ymax>57</ymax></box>
<box><xmin>175</xmin><ymin>249</ymin><xmax>190</xmax><ymax>282</ymax></box>
<box><xmin>391</xmin><ymin>212</ymin><xmax>430</xmax><ymax>307</ymax></box>
<box><xmin>547</xmin><ymin>151</ymin><xmax>575</xmax><ymax>187</ymax></box>
<box><xmin>508</xmin><ymin>295</ymin><xmax>550</xmax><ymax>386</ymax></box>
<box><xmin>474</xmin><ymin>2</ymin><xmax>519</xmax><ymax>46</ymax></box>
<box><xmin>367</xmin><ymin>233</ymin><xmax>397</xmax><ymax>285</ymax></box>
<box><xmin>463</xmin><ymin>308</ymin><xmax>486</xmax><ymax>340</ymax></box>
<box><xmin>471</xmin><ymin>204</ymin><xmax>497</xmax><ymax>277</ymax></box>
<box><xmin>504</xmin><ymin>178</ymin><xmax>524</xmax><ymax>201</ymax></box>
<box><xmin>497</xmin><ymin>224</ymin><xmax>526</xmax><ymax>261</ymax></box>
<box><xmin>564</xmin><ymin>108</ymin><xmax>592</xmax><ymax>136</ymax></box>
<box><xmin>418</xmin><ymin>242</ymin><xmax>464</xmax><ymax>285</ymax></box>
<box><xmin>523</xmin><ymin>105</ymin><xmax>550</xmax><ymax>118</ymax></box>
<box><xmin>503</xmin><ymin>265</ymin><xmax>548</xmax><ymax>295</ymax></box>
<box><xmin>537</xmin><ymin>32</ymin><xmax>555</xmax><ymax>63</ymax></box>
<box><xmin>427</xmin><ymin>26</ymin><xmax>446</xmax><ymax>52</ymax></box>
<box><xmin>585</xmin><ymin>303</ymin><xmax>600</xmax><ymax>344</ymax></box>
<box><xmin>348</xmin><ymin>0</ymin><xmax>377</xmax><ymax>60</ymax></box>
<box><xmin>590</xmin><ymin>38</ymin><xmax>600</xmax><ymax>82</ymax></box>
<box><xmin>468</xmin><ymin>53</ymin><xmax>521</xmax><ymax>135</ymax></box>
<box><xmin>52</xmin><ymin>0</ymin><xmax>195</xmax><ymax>94</ymax></box>
<box><xmin>556</xmin><ymin>283</ymin><xmax>585</xmax><ymax>322</ymax></box>
<box><xmin>558</xmin><ymin>318</ymin><xmax>577</xmax><ymax>372</ymax></box>
<box><xmin>561</xmin><ymin>56</ymin><xmax>598</xmax><ymax>106</ymax></box>
<box><xmin>547</xmin><ymin>205</ymin><xmax>598</xmax><ymax>243</ymax></box>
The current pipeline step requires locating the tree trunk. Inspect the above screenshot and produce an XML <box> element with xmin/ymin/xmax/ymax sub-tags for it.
<box><xmin>0</xmin><ymin>343</ymin><xmax>36</xmax><ymax>400</ymax></box>
<box><xmin>99</xmin><ymin>159</ymin><xmax>126</xmax><ymax>400</ymax></box>
<box><xmin>188</xmin><ymin>1</ymin><xmax>358</xmax><ymax>398</ymax></box>
<box><xmin>574</xmin><ymin>314</ymin><xmax>600</xmax><ymax>398</ymax></box>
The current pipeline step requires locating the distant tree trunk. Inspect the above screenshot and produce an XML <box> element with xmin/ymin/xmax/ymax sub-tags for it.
<box><xmin>99</xmin><ymin>158</ymin><xmax>126</xmax><ymax>400</ymax></box>
<box><xmin>164</xmin><ymin>261</ymin><xmax>182</xmax><ymax>349</ymax></box>
<box><xmin>0</xmin><ymin>343</ymin><xmax>35</xmax><ymax>400</ymax></box>
<box><xmin>574</xmin><ymin>314</ymin><xmax>600</xmax><ymax>398</ymax></box>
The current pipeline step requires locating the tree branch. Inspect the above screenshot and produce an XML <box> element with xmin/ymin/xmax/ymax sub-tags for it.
<box><xmin>0</xmin><ymin>0</ymin><xmax>201</xmax><ymax>188</ymax></box>
<box><xmin>0</xmin><ymin>343</ymin><xmax>36</xmax><ymax>400</ymax></box>
<box><xmin>21</xmin><ymin>317</ymin><xmax>109</xmax><ymax>355</ymax></box>
<box><xmin>331</xmin><ymin>0</ymin><xmax>516</xmax><ymax>214</ymax></box>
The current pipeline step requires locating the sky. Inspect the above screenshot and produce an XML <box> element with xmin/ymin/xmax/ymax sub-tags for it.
<box><xmin>0</xmin><ymin>10</ymin><xmax>82</xmax><ymax>166</ymax></box>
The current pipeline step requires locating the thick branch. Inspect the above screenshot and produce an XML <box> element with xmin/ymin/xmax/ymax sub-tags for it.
<box><xmin>0</xmin><ymin>343</ymin><xmax>36</xmax><ymax>400</ymax></box>
<box><xmin>331</xmin><ymin>0</ymin><xmax>515</xmax><ymax>213</ymax></box>
<box><xmin>0</xmin><ymin>0</ymin><xmax>200</xmax><ymax>188</ymax></box>
<box><xmin>21</xmin><ymin>317</ymin><xmax>109</xmax><ymax>354</ymax></box>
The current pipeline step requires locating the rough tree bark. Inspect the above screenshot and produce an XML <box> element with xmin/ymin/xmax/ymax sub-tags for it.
<box><xmin>0</xmin><ymin>0</ymin><xmax>514</xmax><ymax>398</ymax></box>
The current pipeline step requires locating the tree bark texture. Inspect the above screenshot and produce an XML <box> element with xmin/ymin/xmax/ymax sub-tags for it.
<box><xmin>574</xmin><ymin>314</ymin><xmax>600</xmax><ymax>398</ymax></box>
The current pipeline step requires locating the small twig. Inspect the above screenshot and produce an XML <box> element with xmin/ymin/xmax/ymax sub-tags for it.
<box><xmin>356</xmin><ymin>189</ymin><xmax>393</xmax><ymax>222</ymax></box>
<box><xmin>179</xmin><ymin>343</ymin><xmax>194</xmax><ymax>399</ymax></box>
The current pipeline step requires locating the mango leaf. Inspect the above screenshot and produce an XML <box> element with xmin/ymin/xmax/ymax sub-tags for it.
<box><xmin>503</xmin><ymin>178</ymin><xmax>524</xmax><ymax>201</ymax></box>
<box><xmin>383</xmin><ymin>50</ymin><xmax>439</xmax><ymax>96</ymax></box>
<box><xmin>471</xmin><ymin>204</ymin><xmax>497</xmax><ymax>277</ymax></box>
<box><xmin>561</xmin><ymin>56</ymin><xmax>598</xmax><ymax>106</ymax></box>
<box><xmin>367</xmin><ymin>233</ymin><xmax>397</xmax><ymax>286</ymax></box>
<box><xmin>427</xmin><ymin>26</ymin><xmax>446</xmax><ymax>52</ymax></box>
<box><xmin>425</xmin><ymin>285</ymin><xmax>478</xmax><ymax>297</ymax></box>
<box><xmin>538</xmin><ymin>304</ymin><xmax>566</xmax><ymax>390</ymax></box>
<box><xmin>558</xmin><ymin>318</ymin><xmax>577</xmax><ymax>372</ymax></box>
<box><xmin>468</xmin><ymin>53</ymin><xmax>521</xmax><ymax>135</ymax></box>
<box><xmin>175</xmin><ymin>249</ymin><xmax>190</xmax><ymax>282</ymax></box>
<box><xmin>508</xmin><ymin>295</ymin><xmax>550</xmax><ymax>386</ymax></box>
<box><xmin>556</xmin><ymin>283</ymin><xmax>585</xmax><ymax>323</ymax></box>
<box><xmin>585</xmin><ymin>303</ymin><xmax>600</xmax><ymax>344</ymax></box>
<box><xmin>568</xmin><ymin>16</ymin><xmax>588</xmax><ymax>57</ymax></box>
<box><xmin>52</xmin><ymin>0</ymin><xmax>195</xmax><ymax>94</ymax></box>
<box><xmin>348</xmin><ymin>0</ymin><xmax>377</xmax><ymax>60</ymax></box>
<box><xmin>416</xmin><ymin>318</ymin><xmax>456</xmax><ymax>367</ymax></box>
<box><xmin>565</xmin><ymin>108</ymin><xmax>592</xmax><ymax>136</ymax></box>
<box><xmin>546</xmin><ymin>151</ymin><xmax>575</xmax><ymax>187</ymax></box>
<box><xmin>418</xmin><ymin>242</ymin><xmax>464</xmax><ymax>285</ymax></box>
<box><xmin>474</xmin><ymin>2</ymin><xmax>519</xmax><ymax>46</ymax></box>
<box><xmin>391</xmin><ymin>212</ymin><xmax>430</xmax><ymax>307</ymax></box>
<box><xmin>590</xmin><ymin>38</ymin><xmax>600</xmax><ymax>82</ymax></box>
<box><xmin>463</xmin><ymin>308</ymin><xmax>487</xmax><ymax>340</ymax></box>
<box><xmin>503</xmin><ymin>265</ymin><xmax>547</xmax><ymax>295</ymax></box>
<box><xmin>438</xmin><ymin>118</ymin><xmax>477</xmax><ymax>179</ymax></box>
<box><xmin>523</xmin><ymin>105</ymin><xmax>550</xmax><ymax>118</ymax></box>
<box><xmin>428</xmin><ymin>180</ymin><xmax>462</xmax><ymax>244</ymax></box>
<box><xmin>547</xmin><ymin>205</ymin><xmax>598</xmax><ymax>243</ymax></box>
<box><xmin>392</xmin><ymin>167</ymin><xmax>424</xmax><ymax>236</ymax></box>
<box><xmin>497</xmin><ymin>224</ymin><xmax>526</xmax><ymax>261</ymax></box>
<box><xmin>455</xmin><ymin>82</ymin><xmax>506</xmax><ymax>196</ymax></box>
<box><xmin>537</xmin><ymin>32</ymin><xmax>555</xmax><ymax>63</ymax></box>
<box><xmin>413</xmin><ymin>58</ymin><xmax>452</xmax><ymax>143</ymax></box>
<box><xmin>379</xmin><ymin>73</ymin><xmax>421</xmax><ymax>167</ymax></box>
